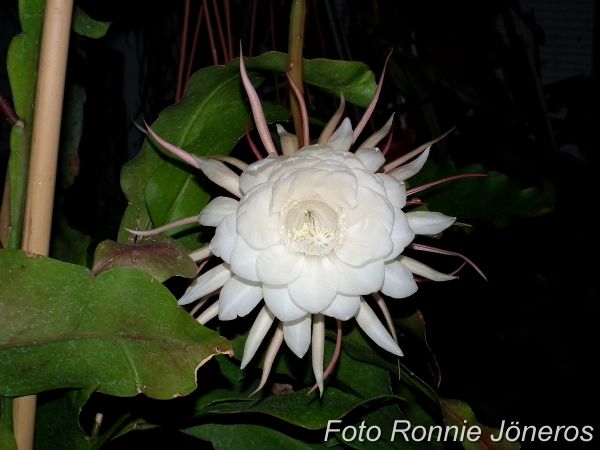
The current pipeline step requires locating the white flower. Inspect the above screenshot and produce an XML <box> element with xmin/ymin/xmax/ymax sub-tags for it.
<box><xmin>141</xmin><ymin>55</ymin><xmax>466</xmax><ymax>395</ymax></box>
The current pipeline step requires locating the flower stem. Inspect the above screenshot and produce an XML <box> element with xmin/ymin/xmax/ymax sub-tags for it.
<box><xmin>287</xmin><ymin>0</ymin><xmax>307</xmax><ymax>146</ymax></box>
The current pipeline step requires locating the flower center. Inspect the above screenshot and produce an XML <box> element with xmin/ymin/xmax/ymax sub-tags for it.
<box><xmin>281</xmin><ymin>199</ymin><xmax>345</xmax><ymax>256</ymax></box>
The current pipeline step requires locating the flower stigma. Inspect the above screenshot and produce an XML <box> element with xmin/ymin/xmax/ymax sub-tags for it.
<box><xmin>281</xmin><ymin>198</ymin><xmax>345</xmax><ymax>256</ymax></box>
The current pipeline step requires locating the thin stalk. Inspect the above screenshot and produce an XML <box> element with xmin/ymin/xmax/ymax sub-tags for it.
<box><xmin>2</xmin><ymin>121</ymin><xmax>29</xmax><ymax>250</ymax></box>
<box><xmin>211</xmin><ymin>0</ymin><xmax>229</xmax><ymax>62</ymax></box>
<box><xmin>176</xmin><ymin>0</ymin><xmax>191</xmax><ymax>101</ymax></box>
<box><xmin>287</xmin><ymin>0</ymin><xmax>307</xmax><ymax>146</ymax></box>
<box><xmin>248</xmin><ymin>0</ymin><xmax>258</xmax><ymax>56</ymax></box>
<box><xmin>185</xmin><ymin>4</ymin><xmax>206</xmax><ymax>84</ymax></box>
<box><xmin>224</xmin><ymin>0</ymin><xmax>233</xmax><ymax>62</ymax></box>
<box><xmin>13</xmin><ymin>1</ymin><xmax>74</xmax><ymax>449</ymax></box>
<box><xmin>203</xmin><ymin>0</ymin><xmax>219</xmax><ymax>65</ymax></box>
<box><xmin>269</xmin><ymin>0</ymin><xmax>281</xmax><ymax>103</ymax></box>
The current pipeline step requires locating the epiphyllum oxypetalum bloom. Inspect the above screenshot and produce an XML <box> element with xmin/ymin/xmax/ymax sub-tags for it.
<box><xmin>139</xmin><ymin>54</ymin><xmax>476</xmax><ymax>396</ymax></box>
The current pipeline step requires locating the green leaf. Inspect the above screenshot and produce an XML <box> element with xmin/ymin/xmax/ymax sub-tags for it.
<box><xmin>35</xmin><ymin>389</ymin><xmax>94</xmax><ymax>450</ymax></box>
<box><xmin>5</xmin><ymin>0</ymin><xmax>45</xmax><ymax>248</ymax></box>
<box><xmin>183</xmin><ymin>423</ymin><xmax>324</xmax><ymax>449</ymax></box>
<box><xmin>91</xmin><ymin>235</ymin><xmax>197</xmax><ymax>282</ymax></box>
<box><xmin>0</xmin><ymin>250</ymin><xmax>231</xmax><ymax>399</ymax></box>
<box><xmin>7</xmin><ymin>0</ymin><xmax>44</xmax><ymax>121</ymax></box>
<box><xmin>408</xmin><ymin>161</ymin><xmax>555</xmax><ymax>227</ymax></box>
<box><xmin>72</xmin><ymin>7</ymin><xmax>111</xmax><ymax>39</ymax></box>
<box><xmin>440</xmin><ymin>400</ymin><xmax>520</xmax><ymax>450</ymax></box>
<box><xmin>342</xmin><ymin>327</ymin><xmax>438</xmax><ymax>405</ymax></box>
<box><xmin>199</xmin><ymin>384</ymin><xmax>379</xmax><ymax>430</ymax></box>
<box><xmin>246</xmin><ymin>51</ymin><xmax>377</xmax><ymax>107</ymax></box>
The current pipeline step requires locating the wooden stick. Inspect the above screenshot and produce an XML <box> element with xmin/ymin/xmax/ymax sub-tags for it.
<box><xmin>13</xmin><ymin>0</ymin><xmax>74</xmax><ymax>448</ymax></box>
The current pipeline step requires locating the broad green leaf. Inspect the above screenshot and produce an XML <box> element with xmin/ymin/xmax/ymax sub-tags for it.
<box><xmin>0</xmin><ymin>250</ymin><xmax>231</xmax><ymax>399</ymax></box>
<box><xmin>246</xmin><ymin>51</ymin><xmax>377</xmax><ymax>107</ymax></box>
<box><xmin>440</xmin><ymin>400</ymin><xmax>520</xmax><ymax>450</ymax></box>
<box><xmin>200</xmin><ymin>386</ymin><xmax>397</xmax><ymax>430</ymax></box>
<box><xmin>35</xmin><ymin>389</ymin><xmax>94</xmax><ymax>450</ymax></box>
<box><xmin>408</xmin><ymin>161</ymin><xmax>554</xmax><ymax>227</ymax></box>
<box><xmin>342</xmin><ymin>327</ymin><xmax>438</xmax><ymax>405</ymax></box>
<box><xmin>6</xmin><ymin>0</ymin><xmax>45</xmax><ymax>248</ymax></box>
<box><xmin>92</xmin><ymin>235</ymin><xmax>197</xmax><ymax>282</ymax></box>
<box><xmin>183</xmin><ymin>423</ymin><xmax>324</xmax><ymax>449</ymax></box>
<box><xmin>72</xmin><ymin>7</ymin><xmax>111</xmax><ymax>39</ymax></box>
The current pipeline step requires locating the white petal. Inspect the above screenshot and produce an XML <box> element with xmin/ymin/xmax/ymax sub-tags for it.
<box><xmin>270</xmin><ymin>169</ymin><xmax>325</xmax><ymax>211</ymax></box>
<box><xmin>283</xmin><ymin>315</ymin><xmax>312</xmax><ymax>358</ymax></box>
<box><xmin>352</xmin><ymin>169</ymin><xmax>388</xmax><ymax>197</ymax></box>
<box><xmin>399</xmin><ymin>256</ymin><xmax>457</xmax><ymax>282</ymax></box>
<box><xmin>276</xmin><ymin>124</ymin><xmax>298</xmax><ymax>156</ymax></box>
<box><xmin>196</xmin><ymin>157</ymin><xmax>242</xmax><ymax>197</ymax></box>
<box><xmin>389</xmin><ymin>147</ymin><xmax>429</xmax><ymax>181</ymax></box>
<box><xmin>322</xmin><ymin>294</ymin><xmax>361</xmax><ymax>320</ymax></box>
<box><xmin>387</xmin><ymin>209</ymin><xmax>414</xmax><ymax>261</ymax></box>
<box><xmin>335</xmin><ymin>219</ymin><xmax>393</xmax><ymax>267</ymax></box>
<box><xmin>263</xmin><ymin>285</ymin><xmax>307</xmax><ymax>321</ymax></box>
<box><xmin>355</xmin><ymin>300</ymin><xmax>403</xmax><ymax>356</ymax></box>
<box><xmin>209</xmin><ymin>214</ymin><xmax>236</xmax><ymax>262</ymax></box>
<box><xmin>198</xmin><ymin>197</ymin><xmax>239</xmax><ymax>226</ymax></box>
<box><xmin>288</xmin><ymin>256</ymin><xmax>338</xmax><ymax>313</ymax></box>
<box><xmin>378</xmin><ymin>174</ymin><xmax>406</xmax><ymax>209</ymax></box>
<box><xmin>381</xmin><ymin>260</ymin><xmax>418</xmax><ymax>299</ymax></box>
<box><xmin>218</xmin><ymin>276</ymin><xmax>263</xmax><ymax>320</ymax></box>
<box><xmin>315</xmin><ymin>170</ymin><xmax>358</xmax><ymax>209</ymax></box>
<box><xmin>355</xmin><ymin>148</ymin><xmax>386</xmax><ymax>172</ymax></box>
<box><xmin>335</xmin><ymin>257</ymin><xmax>384</xmax><ymax>296</ymax></box>
<box><xmin>327</xmin><ymin>117</ymin><xmax>353</xmax><ymax>152</ymax></box>
<box><xmin>239</xmin><ymin>156</ymin><xmax>278</xmax><ymax>194</ymax></box>
<box><xmin>241</xmin><ymin>306</ymin><xmax>275</xmax><ymax>368</ymax></box>
<box><xmin>237</xmin><ymin>184</ymin><xmax>280</xmax><ymax>249</ymax></box>
<box><xmin>406</xmin><ymin>211</ymin><xmax>456</xmax><ymax>235</ymax></box>
<box><xmin>256</xmin><ymin>245</ymin><xmax>304</xmax><ymax>285</ymax></box>
<box><xmin>344</xmin><ymin>186</ymin><xmax>393</xmax><ymax>230</ymax></box>
<box><xmin>311</xmin><ymin>314</ymin><xmax>325</xmax><ymax>395</ymax></box>
<box><xmin>178</xmin><ymin>264</ymin><xmax>231</xmax><ymax>305</ymax></box>
<box><xmin>229</xmin><ymin>237</ymin><xmax>260</xmax><ymax>282</ymax></box>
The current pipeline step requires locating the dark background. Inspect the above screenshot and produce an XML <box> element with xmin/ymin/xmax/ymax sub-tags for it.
<box><xmin>1</xmin><ymin>0</ymin><xmax>598</xmax><ymax>447</ymax></box>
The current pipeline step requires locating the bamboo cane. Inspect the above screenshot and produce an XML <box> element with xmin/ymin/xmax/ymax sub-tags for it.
<box><xmin>13</xmin><ymin>0</ymin><xmax>74</xmax><ymax>449</ymax></box>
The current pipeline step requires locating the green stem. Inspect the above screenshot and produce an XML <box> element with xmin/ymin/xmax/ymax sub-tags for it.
<box><xmin>287</xmin><ymin>0</ymin><xmax>306</xmax><ymax>146</ymax></box>
<box><xmin>0</xmin><ymin>397</ymin><xmax>18</xmax><ymax>449</ymax></box>
<box><xmin>4</xmin><ymin>125</ymin><xmax>29</xmax><ymax>250</ymax></box>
